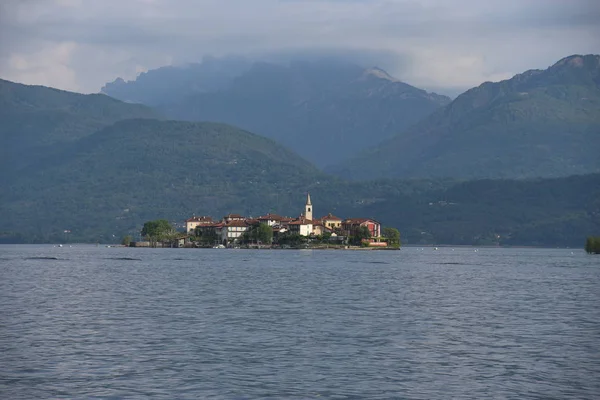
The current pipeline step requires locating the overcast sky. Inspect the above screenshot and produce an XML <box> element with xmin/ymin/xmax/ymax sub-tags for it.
<box><xmin>1</xmin><ymin>0</ymin><xmax>599</xmax><ymax>95</ymax></box>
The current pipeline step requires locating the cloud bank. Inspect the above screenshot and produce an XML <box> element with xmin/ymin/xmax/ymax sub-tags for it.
<box><xmin>1</xmin><ymin>0</ymin><xmax>599</xmax><ymax>94</ymax></box>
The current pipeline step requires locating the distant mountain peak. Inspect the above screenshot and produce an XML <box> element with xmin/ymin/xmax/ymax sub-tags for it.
<box><xmin>553</xmin><ymin>54</ymin><xmax>600</xmax><ymax>69</ymax></box>
<box><xmin>362</xmin><ymin>67</ymin><xmax>399</xmax><ymax>82</ymax></box>
<box><xmin>329</xmin><ymin>54</ymin><xmax>600</xmax><ymax>181</ymax></box>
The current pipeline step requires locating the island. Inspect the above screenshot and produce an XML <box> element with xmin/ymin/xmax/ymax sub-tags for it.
<box><xmin>131</xmin><ymin>193</ymin><xmax>400</xmax><ymax>250</ymax></box>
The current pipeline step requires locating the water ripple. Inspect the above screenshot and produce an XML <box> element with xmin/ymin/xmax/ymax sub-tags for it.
<box><xmin>0</xmin><ymin>246</ymin><xmax>599</xmax><ymax>399</ymax></box>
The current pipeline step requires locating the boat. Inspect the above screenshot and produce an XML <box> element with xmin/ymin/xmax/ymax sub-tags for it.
<box><xmin>212</xmin><ymin>244</ymin><xmax>226</xmax><ymax>249</ymax></box>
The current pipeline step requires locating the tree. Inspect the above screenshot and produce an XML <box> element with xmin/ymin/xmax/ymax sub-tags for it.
<box><xmin>194</xmin><ymin>226</ymin><xmax>219</xmax><ymax>246</ymax></box>
<box><xmin>350</xmin><ymin>226</ymin><xmax>371</xmax><ymax>246</ymax></box>
<box><xmin>256</xmin><ymin>223</ymin><xmax>273</xmax><ymax>244</ymax></box>
<box><xmin>243</xmin><ymin>223</ymin><xmax>273</xmax><ymax>245</ymax></box>
<box><xmin>121</xmin><ymin>235</ymin><xmax>133</xmax><ymax>246</ymax></box>
<box><xmin>383</xmin><ymin>227</ymin><xmax>401</xmax><ymax>248</ymax></box>
<box><xmin>277</xmin><ymin>232</ymin><xmax>305</xmax><ymax>247</ymax></box>
<box><xmin>141</xmin><ymin>219</ymin><xmax>174</xmax><ymax>247</ymax></box>
<box><xmin>586</xmin><ymin>236</ymin><xmax>600</xmax><ymax>254</ymax></box>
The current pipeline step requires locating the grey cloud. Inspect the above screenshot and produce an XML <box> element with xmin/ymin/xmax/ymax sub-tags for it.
<box><xmin>0</xmin><ymin>0</ymin><xmax>598</xmax><ymax>93</ymax></box>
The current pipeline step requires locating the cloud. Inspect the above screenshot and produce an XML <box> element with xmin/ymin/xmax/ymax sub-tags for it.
<box><xmin>1</xmin><ymin>0</ymin><xmax>599</xmax><ymax>94</ymax></box>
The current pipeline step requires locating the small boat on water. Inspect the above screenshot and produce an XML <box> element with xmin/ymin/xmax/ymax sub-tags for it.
<box><xmin>213</xmin><ymin>244</ymin><xmax>226</xmax><ymax>249</ymax></box>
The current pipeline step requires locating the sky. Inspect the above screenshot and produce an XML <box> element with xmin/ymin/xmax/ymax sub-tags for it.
<box><xmin>1</xmin><ymin>0</ymin><xmax>599</xmax><ymax>96</ymax></box>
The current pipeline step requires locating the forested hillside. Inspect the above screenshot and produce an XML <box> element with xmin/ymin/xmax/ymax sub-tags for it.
<box><xmin>0</xmin><ymin>79</ymin><xmax>159</xmax><ymax>179</ymax></box>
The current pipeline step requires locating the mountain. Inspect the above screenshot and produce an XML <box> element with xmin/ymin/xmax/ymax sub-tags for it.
<box><xmin>0</xmin><ymin>79</ymin><xmax>159</xmax><ymax>178</ymax></box>
<box><xmin>0</xmin><ymin>119</ymin><xmax>329</xmax><ymax>242</ymax></box>
<box><xmin>330</xmin><ymin>54</ymin><xmax>600</xmax><ymax>180</ymax></box>
<box><xmin>1</xmin><ymin>79</ymin><xmax>596</xmax><ymax>247</ymax></box>
<box><xmin>101</xmin><ymin>56</ymin><xmax>252</xmax><ymax>106</ymax></box>
<box><xmin>104</xmin><ymin>59</ymin><xmax>451</xmax><ymax>167</ymax></box>
<box><xmin>348</xmin><ymin>174</ymin><xmax>600</xmax><ymax>247</ymax></box>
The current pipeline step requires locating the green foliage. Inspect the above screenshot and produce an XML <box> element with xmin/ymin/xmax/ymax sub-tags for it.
<box><xmin>277</xmin><ymin>232</ymin><xmax>307</xmax><ymax>247</ymax></box>
<box><xmin>141</xmin><ymin>219</ymin><xmax>174</xmax><ymax>242</ymax></box>
<box><xmin>194</xmin><ymin>227</ymin><xmax>219</xmax><ymax>246</ymax></box>
<box><xmin>0</xmin><ymin>78</ymin><xmax>159</xmax><ymax>180</ymax></box>
<box><xmin>383</xmin><ymin>227</ymin><xmax>401</xmax><ymax>248</ymax></box>
<box><xmin>242</xmin><ymin>223</ymin><xmax>273</xmax><ymax>244</ymax></box>
<box><xmin>585</xmin><ymin>237</ymin><xmax>600</xmax><ymax>254</ymax></box>
<box><xmin>350</xmin><ymin>226</ymin><xmax>372</xmax><ymax>246</ymax></box>
<box><xmin>332</xmin><ymin>55</ymin><xmax>600</xmax><ymax>180</ymax></box>
<box><xmin>121</xmin><ymin>235</ymin><xmax>133</xmax><ymax>246</ymax></box>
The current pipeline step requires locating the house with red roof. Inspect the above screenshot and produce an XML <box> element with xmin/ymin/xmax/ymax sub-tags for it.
<box><xmin>287</xmin><ymin>216</ymin><xmax>314</xmax><ymax>237</ymax></box>
<box><xmin>257</xmin><ymin>213</ymin><xmax>284</xmax><ymax>226</ymax></box>
<box><xmin>321</xmin><ymin>213</ymin><xmax>343</xmax><ymax>231</ymax></box>
<box><xmin>221</xmin><ymin>219</ymin><xmax>250</xmax><ymax>243</ymax></box>
<box><xmin>342</xmin><ymin>218</ymin><xmax>381</xmax><ymax>238</ymax></box>
<box><xmin>185</xmin><ymin>215</ymin><xmax>215</xmax><ymax>233</ymax></box>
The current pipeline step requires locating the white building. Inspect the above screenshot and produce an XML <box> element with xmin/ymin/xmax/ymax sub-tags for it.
<box><xmin>221</xmin><ymin>220</ymin><xmax>249</xmax><ymax>243</ymax></box>
<box><xmin>287</xmin><ymin>217</ymin><xmax>313</xmax><ymax>236</ymax></box>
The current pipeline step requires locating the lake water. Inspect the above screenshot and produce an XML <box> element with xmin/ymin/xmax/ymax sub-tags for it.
<box><xmin>0</xmin><ymin>245</ymin><xmax>598</xmax><ymax>399</ymax></box>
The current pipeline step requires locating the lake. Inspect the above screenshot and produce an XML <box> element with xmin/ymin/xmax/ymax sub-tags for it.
<box><xmin>0</xmin><ymin>245</ymin><xmax>598</xmax><ymax>399</ymax></box>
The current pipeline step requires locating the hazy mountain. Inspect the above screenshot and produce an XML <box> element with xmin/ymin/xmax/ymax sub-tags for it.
<box><xmin>103</xmin><ymin>59</ymin><xmax>450</xmax><ymax>167</ymax></box>
<box><xmin>101</xmin><ymin>56</ymin><xmax>252</xmax><ymax>106</ymax></box>
<box><xmin>0</xmin><ymin>79</ymin><xmax>159</xmax><ymax>178</ymax></box>
<box><xmin>329</xmin><ymin>55</ymin><xmax>600</xmax><ymax>180</ymax></box>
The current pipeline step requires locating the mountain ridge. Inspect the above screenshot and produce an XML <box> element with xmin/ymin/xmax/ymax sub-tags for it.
<box><xmin>0</xmin><ymin>78</ymin><xmax>160</xmax><ymax>178</ymax></box>
<box><xmin>330</xmin><ymin>54</ymin><xmax>600</xmax><ymax>180</ymax></box>
<box><xmin>1</xmin><ymin>58</ymin><xmax>599</xmax><ymax>246</ymax></box>
<box><xmin>103</xmin><ymin>59</ymin><xmax>451</xmax><ymax>166</ymax></box>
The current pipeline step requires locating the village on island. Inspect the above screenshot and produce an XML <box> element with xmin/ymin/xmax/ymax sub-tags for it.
<box><xmin>132</xmin><ymin>194</ymin><xmax>400</xmax><ymax>249</ymax></box>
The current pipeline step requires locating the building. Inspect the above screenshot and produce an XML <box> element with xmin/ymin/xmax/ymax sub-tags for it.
<box><xmin>223</xmin><ymin>214</ymin><xmax>245</xmax><ymax>223</ymax></box>
<box><xmin>185</xmin><ymin>216</ymin><xmax>215</xmax><ymax>233</ymax></box>
<box><xmin>342</xmin><ymin>218</ymin><xmax>381</xmax><ymax>238</ymax></box>
<box><xmin>288</xmin><ymin>216</ymin><xmax>314</xmax><ymax>236</ymax></box>
<box><xmin>321</xmin><ymin>213</ymin><xmax>343</xmax><ymax>230</ymax></box>
<box><xmin>257</xmin><ymin>213</ymin><xmax>284</xmax><ymax>227</ymax></box>
<box><xmin>221</xmin><ymin>219</ymin><xmax>249</xmax><ymax>244</ymax></box>
<box><xmin>312</xmin><ymin>222</ymin><xmax>333</xmax><ymax>236</ymax></box>
<box><xmin>305</xmin><ymin>193</ymin><xmax>313</xmax><ymax>221</ymax></box>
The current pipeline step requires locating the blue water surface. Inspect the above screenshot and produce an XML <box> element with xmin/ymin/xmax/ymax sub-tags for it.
<box><xmin>1</xmin><ymin>245</ymin><xmax>599</xmax><ymax>399</ymax></box>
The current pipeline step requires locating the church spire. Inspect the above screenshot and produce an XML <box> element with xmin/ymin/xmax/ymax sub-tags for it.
<box><xmin>305</xmin><ymin>192</ymin><xmax>313</xmax><ymax>221</ymax></box>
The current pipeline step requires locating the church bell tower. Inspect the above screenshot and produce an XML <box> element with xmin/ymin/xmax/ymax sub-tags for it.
<box><xmin>305</xmin><ymin>193</ymin><xmax>313</xmax><ymax>221</ymax></box>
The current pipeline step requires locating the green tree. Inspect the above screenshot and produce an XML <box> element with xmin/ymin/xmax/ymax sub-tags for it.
<box><xmin>277</xmin><ymin>232</ymin><xmax>305</xmax><ymax>247</ymax></box>
<box><xmin>383</xmin><ymin>227</ymin><xmax>401</xmax><ymax>248</ymax></box>
<box><xmin>193</xmin><ymin>227</ymin><xmax>219</xmax><ymax>246</ymax></box>
<box><xmin>350</xmin><ymin>226</ymin><xmax>371</xmax><ymax>246</ymax></box>
<box><xmin>256</xmin><ymin>224</ymin><xmax>273</xmax><ymax>244</ymax></box>
<box><xmin>141</xmin><ymin>219</ymin><xmax>174</xmax><ymax>246</ymax></box>
<box><xmin>586</xmin><ymin>236</ymin><xmax>600</xmax><ymax>254</ymax></box>
<box><xmin>121</xmin><ymin>235</ymin><xmax>133</xmax><ymax>246</ymax></box>
<box><xmin>243</xmin><ymin>223</ymin><xmax>273</xmax><ymax>245</ymax></box>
